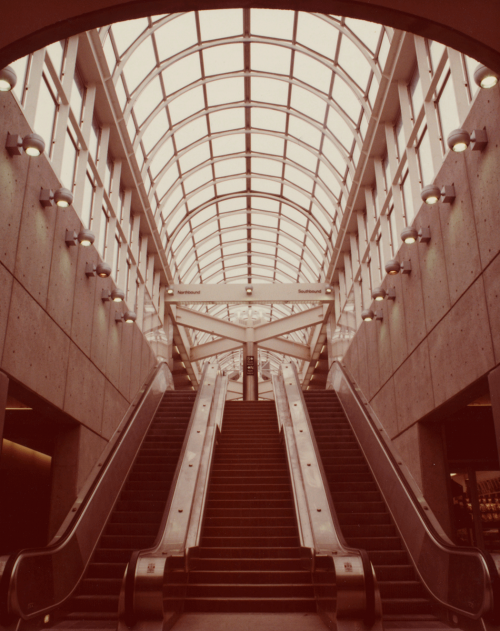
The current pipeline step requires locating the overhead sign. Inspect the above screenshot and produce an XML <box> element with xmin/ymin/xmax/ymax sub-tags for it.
<box><xmin>165</xmin><ymin>283</ymin><xmax>334</xmax><ymax>305</ymax></box>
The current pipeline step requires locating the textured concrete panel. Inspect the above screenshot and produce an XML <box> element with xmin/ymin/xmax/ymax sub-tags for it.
<box><xmin>393</xmin><ymin>339</ymin><xmax>434</xmax><ymax>431</ymax></box>
<box><xmin>49</xmin><ymin>425</ymin><xmax>79</xmax><ymax>538</ymax></box>
<box><xmin>437</xmin><ymin>154</ymin><xmax>482</xmax><ymax>306</ymax></box>
<box><xmin>141</xmin><ymin>338</ymin><xmax>155</xmax><ymax>388</ymax></box>
<box><xmin>354</xmin><ymin>325</ymin><xmax>370</xmax><ymax>399</ymax></box>
<box><xmin>377</xmin><ymin>311</ymin><xmax>393</xmax><ymax>387</ymax></box>
<box><xmin>464</xmin><ymin>89</ymin><xmax>500</xmax><ymax>269</ymax></box>
<box><xmin>119</xmin><ymin>321</ymin><xmax>134</xmax><ymax>401</ymax></box>
<box><xmin>46</xmin><ymin>211</ymin><xmax>79</xmax><ymax>334</ymax></box>
<box><xmin>0</xmin><ymin>100</ymin><xmax>31</xmax><ymax>273</ymax></box>
<box><xmin>101</xmin><ymin>379</ymin><xmax>129</xmax><ymax>440</ymax></box>
<box><xmin>70</xmin><ymin>241</ymin><xmax>99</xmax><ymax>357</ymax></box>
<box><xmin>129</xmin><ymin>326</ymin><xmax>144</xmax><ymax>399</ymax></box>
<box><xmin>105</xmin><ymin>303</ymin><xmax>122</xmax><ymax>391</ymax></box>
<box><xmin>76</xmin><ymin>425</ymin><xmax>108</xmax><ymax>495</ymax></box>
<box><xmin>385</xmin><ymin>273</ymin><xmax>408</xmax><ymax>372</ymax></box>
<box><xmin>2</xmin><ymin>279</ymin><xmax>70</xmax><ymax>408</ymax></box>
<box><xmin>0</xmin><ymin>264</ymin><xmax>14</xmax><ymax>362</ymax></box>
<box><xmin>416</xmin><ymin>204</ymin><xmax>451</xmax><ymax>332</ymax></box>
<box><xmin>343</xmin><ymin>332</ymin><xmax>360</xmax><ymax>386</ymax></box>
<box><xmin>483</xmin><ymin>252</ymin><xmax>500</xmax><ymax>363</ymax></box>
<box><xmin>398</xmin><ymin>243</ymin><xmax>427</xmax><ymax>354</ymax></box>
<box><xmin>14</xmin><ymin>157</ymin><xmax>59</xmax><ymax>309</ymax></box>
<box><xmin>370</xmin><ymin>377</ymin><xmax>398</xmax><ymax>439</ymax></box>
<box><xmin>364</xmin><ymin>315</ymin><xmax>381</xmax><ymax>399</ymax></box>
<box><xmin>428</xmin><ymin>276</ymin><xmax>495</xmax><ymax>408</ymax></box>
<box><xmin>393</xmin><ymin>424</ymin><xmax>423</xmax><ymax>491</ymax></box>
<box><xmin>64</xmin><ymin>342</ymin><xmax>105</xmax><ymax>433</ymax></box>
<box><xmin>90</xmin><ymin>276</ymin><xmax>112</xmax><ymax>374</ymax></box>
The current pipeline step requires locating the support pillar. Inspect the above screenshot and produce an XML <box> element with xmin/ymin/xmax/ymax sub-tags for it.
<box><xmin>0</xmin><ymin>371</ymin><xmax>9</xmax><ymax>464</ymax></box>
<box><xmin>243</xmin><ymin>315</ymin><xmax>258</xmax><ymax>401</ymax></box>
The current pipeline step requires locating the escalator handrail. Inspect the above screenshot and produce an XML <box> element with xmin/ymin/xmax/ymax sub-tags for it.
<box><xmin>277</xmin><ymin>363</ymin><xmax>379</xmax><ymax>627</ymax></box>
<box><xmin>122</xmin><ymin>362</ymin><xmax>223</xmax><ymax>625</ymax></box>
<box><xmin>331</xmin><ymin>360</ymin><xmax>500</xmax><ymax>619</ymax></box>
<box><xmin>0</xmin><ymin>361</ymin><xmax>174</xmax><ymax>623</ymax></box>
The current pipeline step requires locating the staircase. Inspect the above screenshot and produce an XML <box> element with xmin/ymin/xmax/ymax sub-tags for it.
<box><xmin>304</xmin><ymin>391</ymin><xmax>447</xmax><ymax>630</ymax></box>
<box><xmin>184</xmin><ymin>400</ymin><xmax>317</xmax><ymax>613</ymax></box>
<box><xmin>54</xmin><ymin>391</ymin><xmax>196</xmax><ymax>629</ymax></box>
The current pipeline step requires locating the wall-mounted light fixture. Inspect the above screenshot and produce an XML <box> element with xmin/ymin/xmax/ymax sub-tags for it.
<box><xmin>116</xmin><ymin>311</ymin><xmax>137</xmax><ymax>323</ymax></box>
<box><xmin>385</xmin><ymin>260</ymin><xmax>401</xmax><ymax>275</ymax></box>
<box><xmin>401</xmin><ymin>226</ymin><xmax>431</xmax><ymax>244</ymax></box>
<box><xmin>421</xmin><ymin>184</ymin><xmax>455</xmax><ymax>205</ymax></box>
<box><xmin>78</xmin><ymin>229</ymin><xmax>95</xmax><ymax>246</ymax></box>
<box><xmin>0</xmin><ymin>66</ymin><xmax>17</xmax><ymax>92</ymax></box>
<box><xmin>6</xmin><ymin>132</ymin><xmax>45</xmax><ymax>157</ymax></box>
<box><xmin>85</xmin><ymin>262</ymin><xmax>111</xmax><ymax>278</ymax></box>
<box><xmin>474</xmin><ymin>64</ymin><xmax>499</xmax><ymax>89</ymax></box>
<box><xmin>374</xmin><ymin>311</ymin><xmax>384</xmax><ymax>321</ymax></box>
<box><xmin>102</xmin><ymin>289</ymin><xmax>124</xmax><ymax>302</ymax></box>
<box><xmin>246</xmin><ymin>285</ymin><xmax>253</xmax><ymax>295</ymax></box>
<box><xmin>372</xmin><ymin>287</ymin><xmax>396</xmax><ymax>301</ymax></box>
<box><xmin>447</xmin><ymin>128</ymin><xmax>488</xmax><ymax>152</ymax></box>
<box><xmin>39</xmin><ymin>187</ymin><xmax>74</xmax><ymax>208</ymax></box>
<box><xmin>361</xmin><ymin>309</ymin><xmax>374</xmax><ymax>321</ymax></box>
<box><xmin>325</xmin><ymin>285</ymin><xmax>333</xmax><ymax>294</ymax></box>
<box><xmin>166</xmin><ymin>287</ymin><xmax>174</xmax><ymax>295</ymax></box>
<box><xmin>401</xmin><ymin>260</ymin><xmax>412</xmax><ymax>275</ymax></box>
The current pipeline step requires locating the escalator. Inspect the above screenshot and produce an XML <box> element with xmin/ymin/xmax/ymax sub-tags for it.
<box><xmin>184</xmin><ymin>400</ymin><xmax>317</xmax><ymax>613</ymax></box>
<box><xmin>304</xmin><ymin>390</ymin><xmax>443</xmax><ymax>628</ymax></box>
<box><xmin>54</xmin><ymin>391</ymin><xmax>196</xmax><ymax>626</ymax></box>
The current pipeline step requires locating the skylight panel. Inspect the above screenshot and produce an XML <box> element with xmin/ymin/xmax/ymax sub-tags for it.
<box><xmin>142</xmin><ymin>110</ymin><xmax>170</xmax><ymax>155</ymax></box>
<box><xmin>201</xmin><ymin>248</ymin><xmax>224</xmax><ymax>268</ymax></box>
<box><xmin>296</xmin><ymin>13</ymin><xmax>338</xmax><ymax>60</ymax></box>
<box><xmin>172</xmin><ymin>220</ymin><xmax>191</xmax><ymax>248</ymax></box>
<box><xmin>278</xmin><ymin>234</ymin><xmax>298</xmax><ymax>252</ymax></box>
<box><xmin>288</xmin><ymin>116</ymin><xmax>322</xmax><ymax>149</ymax></box>
<box><xmin>183</xmin><ymin>165</ymin><xmax>213</xmax><ymax>194</ymax></box>
<box><xmin>253</xmin><ymin>212</ymin><xmax>278</xmax><ymax>229</ymax></box>
<box><xmin>188</xmin><ymin>185</ymin><xmax>215</xmax><ymax>210</ymax></box>
<box><xmin>251</xmin><ymin>43</ymin><xmax>291</xmax><ymax>75</ymax></box>
<box><xmin>331</xmin><ymin>78</ymin><xmax>362</xmax><ymax>124</ymax></box>
<box><xmin>281</xmin><ymin>203</ymin><xmax>307</xmax><ymax>227</ymax></box>
<box><xmin>311</xmin><ymin>203</ymin><xmax>332</xmax><ymax>234</ymax></box>
<box><xmin>133</xmin><ymin>77</ymin><xmax>163</xmax><ymax>125</ymax></box>
<box><xmin>251</xmin><ymin>77</ymin><xmax>289</xmax><ymax>106</ymax></box>
<box><xmin>179</xmin><ymin>142</ymin><xmax>211</xmax><ymax>173</ymax></box>
<box><xmin>293</xmin><ymin>52</ymin><xmax>332</xmax><ymax>95</ymax></box>
<box><xmin>123</xmin><ymin>37</ymin><xmax>156</xmax><ymax>94</ymax></box>
<box><xmin>199</xmin><ymin>9</ymin><xmax>243</xmax><ymax>40</ymax></box>
<box><xmin>253</xmin><ymin>228</ymin><xmax>276</xmax><ymax>242</ymax></box>
<box><xmin>284</xmin><ymin>165</ymin><xmax>314</xmax><ymax>193</ymax></box>
<box><xmin>252</xmin><ymin>178</ymin><xmax>281</xmax><ymax>195</ymax></box>
<box><xmin>253</xmin><ymin>242</ymin><xmax>276</xmax><ymax>255</ymax></box>
<box><xmin>308</xmin><ymin>222</ymin><xmax>326</xmax><ymax>248</ymax></box>
<box><xmin>216</xmin><ymin>178</ymin><xmax>247</xmax><ymax>196</ymax></box>
<box><xmin>256</xmin><ymin>267</ymin><xmax>275</xmax><ymax>278</ymax></box>
<box><xmin>306</xmin><ymin>233</ymin><xmax>326</xmax><ymax>260</ymax></box>
<box><xmin>250</xmin><ymin>9</ymin><xmax>294</xmax><ymax>40</ymax></box>
<box><xmin>378</xmin><ymin>32</ymin><xmax>390</xmax><ymax>70</ymax></box>
<box><xmin>251</xmin><ymin>107</ymin><xmax>287</xmax><ymax>133</ymax></box>
<box><xmin>326</xmin><ymin>107</ymin><xmax>354</xmax><ymax>151</ymax></box>
<box><xmin>290</xmin><ymin>85</ymin><xmax>327</xmax><ymax>123</ymax></box>
<box><xmin>214</xmin><ymin>157</ymin><xmax>246</xmax><ymax>178</ymax></box>
<box><xmin>112</xmin><ymin>18</ymin><xmax>148</xmax><ymax>57</ymax></box>
<box><xmin>252</xmin><ymin>134</ymin><xmax>285</xmax><ymax>156</ymax></box>
<box><xmin>206</xmin><ymin>77</ymin><xmax>245</xmax><ymax>107</ymax></box>
<box><xmin>176</xmin><ymin>236</ymin><xmax>194</xmax><ymax>261</ymax></box>
<box><xmin>191</xmin><ymin>204</ymin><xmax>217</xmax><ymax>227</ymax></box>
<box><xmin>222</xmin><ymin>229</ymin><xmax>246</xmax><ymax>242</ymax></box>
<box><xmin>209</xmin><ymin>272</ymin><xmax>224</xmax><ymax>284</ymax></box>
<box><xmin>225</xmin><ymin>267</ymin><xmax>243</xmax><ymax>278</ymax></box>
<box><xmin>162</xmin><ymin>185</ymin><xmax>184</xmax><ymax>216</ymax></box>
<box><xmin>252</xmin><ymin>157</ymin><xmax>283</xmax><ymax>178</ymax></box>
<box><xmin>103</xmin><ymin>36</ymin><xmax>117</xmax><ymax>74</ymax></box>
<box><xmin>202</xmin><ymin>43</ymin><xmax>244</xmax><ymax>75</ymax></box>
<box><xmin>197</xmin><ymin>234</ymin><xmax>219</xmax><ymax>256</ymax></box>
<box><xmin>314</xmin><ymin>185</ymin><xmax>336</xmax><ymax>216</ymax></box>
<box><xmin>155</xmin><ymin>165</ymin><xmax>179</xmax><ymax>199</ymax></box>
<box><xmin>252</xmin><ymin>197</ymin><xmax>279</xmax><ymax>212</ymax></box>
<box><xmin>209</xmin><ymin>108</ymin><xmax>245</xmax><ymax>133</ymax></box>
<box><xmin>155</xmin><ymin>14</ymin><xmax>198</xmax><ymax>62</ymax></box>
<box><xmin>275</xmin><ymin>270</ymin><xmax>293</xmax><ymax>284</ymax></box>
<box><xmin>162</xmin><ymin>53</ymin><xmax>202</xmax><ymax>96</ymax></box>
<box><xmin>286</xmin><ymin>142</ymin><xmax>317</xmax><ymax>172</ymax></box>
<box><xmin>174</xmin><ymin>117</ymin><xmax>208</xmax><ymax>151</ymax></box>
<box><xmin>321</xmin><ymin>137</ymin><xmax>347</xmax><ymax>173</ymax></box>
<box><xmin>220</xmin><ymin>213</ymin><xmax>245</xmax><ymax>229</ymax></box>
<box><xmin>318</xmin><ymin>162</ymin><xmax>341</xmax><ymax>198</ymax></box>
<box><xmin>338</xmin><ymin>36</ymin><xmax>372</xmax><ymax>91</ymax></box>
<box><xmin>179</xmin><ymin>252</ymin><xmax>197</xmax><ymax>274</ymax></box>
<box><xmin>169</xmin><ymin>86</ymin><xmax>205</xmax><ymax>125</ymax></box>
<box><xmin>211</xmin><ymin>133</ymin><xmax>246</xmax><ymax>156</ymax></box>
<box><xmin>167</xmin><ymin>203</ymin><xmax>187</xmax><ymax>235</ymax></box>
<box><xmin>219</xmin><ymin>198</ymin><xmax>245</xmax><ymax>212</ymax></box>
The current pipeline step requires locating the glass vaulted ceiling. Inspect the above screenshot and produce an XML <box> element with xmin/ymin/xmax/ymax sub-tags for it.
<box><xmin>100</xmin><ymin>10</ymin><xmax>389</xmax><ymax>359</ymax></box>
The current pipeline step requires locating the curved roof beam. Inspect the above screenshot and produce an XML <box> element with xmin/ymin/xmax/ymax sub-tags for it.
<box><xmin>164</xmin><ymin>192</ymin><xmax>334</xmax><ymax>255</ymax></box>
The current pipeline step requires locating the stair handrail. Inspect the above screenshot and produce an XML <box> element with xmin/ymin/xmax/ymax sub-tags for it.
<box><xmin>120</xmin><ymin>362</ymin><xmax>225</xmax><ymax>630</ymax></box>
<box><xmin>330</xmin><ymin>360</ymin><xmax>500</xmax><ymax>622</ymax></box>
<box><xmin>274</xmin><ymin>362</ymin><xmax>382</xmax><ymax>630</ymax></box>
<box><xmin>0</xmin><ymin>361</ymin><xmax>174</xmax><ymax>624</ymax></box>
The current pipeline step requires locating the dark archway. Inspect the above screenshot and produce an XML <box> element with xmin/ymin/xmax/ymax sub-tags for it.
<box><xmin>1</xmin><ymin>0</ymin><xmax>499</xmax><ymax>72</ymax></box>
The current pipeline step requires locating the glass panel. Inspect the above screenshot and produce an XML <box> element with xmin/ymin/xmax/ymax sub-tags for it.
<box><xmin>250</xmin><ymin>9</ymin><xmax>294</xmax><ymax>40</ymax></box>
<box><xmin>199</xmin><ymin>9</ymin><xmax>243</xmax><ymax>40</ymax></box>
<box><xmin>112</xmin><ymin>18</ymin><xmax>148</xmax><ymax>56</ymax></box>
<box><xmin>169</xmin><ymin>86</ymin><xmax>205</xmax><ymax>125</ymax></box>
<box><xmin>133</xmin><ymin>76</ymin><xmax>163</xmax><ymax>125</ymax></box>
<box><xmin>296</xmin><ymin>14</ymin><xmax>338</xmax><ymax>59</ymax></box>
<box><xmin>203</xmin><ymin>44</ymin><xmax>244</xmax><ymax>75</ymax></box>
<box><xmin>252</xmin><ymin>77</ymin><xmax>289</xmax><ymax>106</ymax></box>
<box><xmin>251</xmin><ymin>43</ymin><xmax>291</xmax><ymax>75</ymax></box>
<box><xmin>162</xmin><ymin>53</ymin><xmax>202</xmax><ymax>95</ymax></box>
<box><xmin>123</xmin><ymin>37</ymin><xmax>156</xmax><ymax>93</ymax></box>
<box><xmin>155</xmin><ymin>14</ymin><xmax>198</xmax><ymax>61</ymax></box>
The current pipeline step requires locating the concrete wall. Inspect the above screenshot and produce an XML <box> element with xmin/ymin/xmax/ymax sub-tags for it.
<box><xmin>342</xmin><ymin>85</ymin><xmax>500</xmax><ymax>529</ymax></box>
<box><xmin>0</xmin><ymin>91</ymin><xmax>157</xmax><ymax>531</ymax></box>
